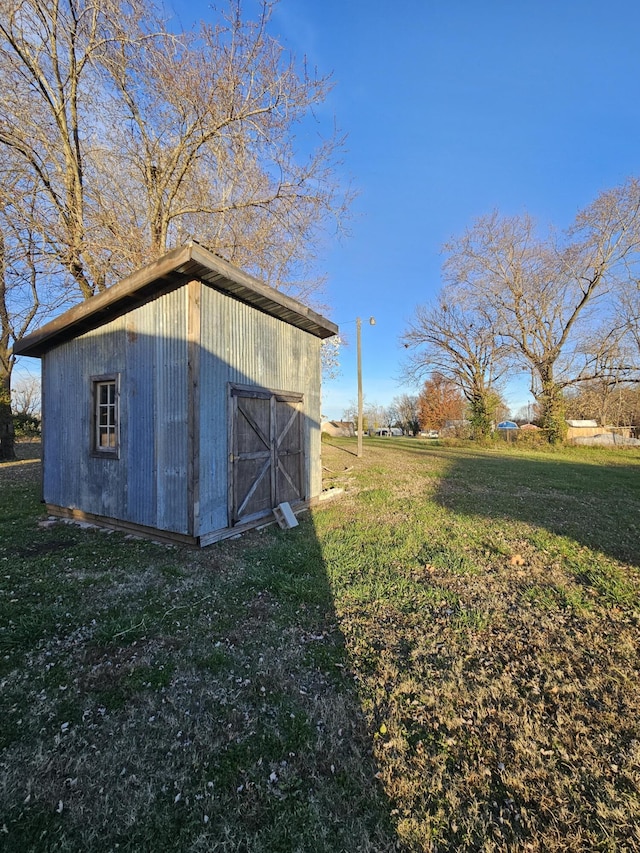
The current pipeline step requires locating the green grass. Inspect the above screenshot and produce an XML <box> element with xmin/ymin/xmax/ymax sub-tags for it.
<box><xmin>1</xmin><ymin>438</ymin><xmax>640</xmax><ymax>851</ymax></box>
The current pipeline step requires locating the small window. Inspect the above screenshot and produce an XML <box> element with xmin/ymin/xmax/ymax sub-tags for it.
<box><xmin>92</xmin><ymin>375</ymin><xmax>119</xmax><ymax>456</ymax></box>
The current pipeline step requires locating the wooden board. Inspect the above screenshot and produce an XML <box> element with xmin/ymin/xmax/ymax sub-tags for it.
<box><xmin>230</xmin><ymin>386</ymin><xmax>304</xmax><ymax>525</ymax></box>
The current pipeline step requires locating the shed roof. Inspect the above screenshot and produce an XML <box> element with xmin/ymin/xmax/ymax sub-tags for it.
<box><xmin>14</xmin><ymin>242</ymin><xmax>338</xmax><ymax>358</ymax></box>
<box><xmin>566</xmin><ymin>419</ymin><xmax>598</xmax><ymax>428</ymax></box>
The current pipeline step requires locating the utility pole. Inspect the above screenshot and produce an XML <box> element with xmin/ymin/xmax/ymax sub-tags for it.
<box><xmin>356</xmin><ymin>316</ymin><xmax>375</xmax><ymax>458</ymax></box>
<box><xmin>357</xmin><ymin>317</ymin><xmax>363</xmax><ymax>458</ymax></box>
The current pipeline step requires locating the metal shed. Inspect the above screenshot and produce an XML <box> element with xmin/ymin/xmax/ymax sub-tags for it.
<box><xmin>14</xmin><ymin>242</ymin><xmax>338</xmax><ymax>546</ymax></box>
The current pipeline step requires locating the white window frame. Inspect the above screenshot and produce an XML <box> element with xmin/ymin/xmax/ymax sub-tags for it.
<box><xmin>92</xmin><ymin>374</ymin><xmax>120</xmax><ymax>457</ymax></box>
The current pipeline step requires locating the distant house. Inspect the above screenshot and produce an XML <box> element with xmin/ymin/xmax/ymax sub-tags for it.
<box><xmin>441</xmin><ymin>419</ymin><xmax>471</xmax><ymax>437</ymax></box>
<box><xmin>566</xmin><ymin>419</ymin><xmax>635</xmax><ymax>444</ymax></box>
<box><xmin>14</xmin><ymin>243</ymin><xmax>338</xmax><ymax>546</ymax></box>
<box><xmin>565</xmin><ymin>419</ymin><xmax>611</xmax><ymax>441</ymax></box>
<box><xmin>321</xmin><ymin>420</ymin><xmax>355</xmax><ymax>438</ymax></box>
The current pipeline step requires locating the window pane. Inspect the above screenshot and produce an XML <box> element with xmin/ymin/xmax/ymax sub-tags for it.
<box><xmin>94</xmin><ymin>379</ymin><xmax>118</xmax><ymax>453</ymax></box>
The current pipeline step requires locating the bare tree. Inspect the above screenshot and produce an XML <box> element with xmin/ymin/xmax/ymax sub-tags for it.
<box><xmin>609</xmin><ymin>278</ymin><xmax>640</xmax><ymax>367</ymax></box>
<box><xmin>0</xmin><ymin>164</ymin><xmax>56</xmax><ymax>458</ymax></box>
<box><xmin>11</xmin><ymin>374</ymin><xmax>41</xmax><ymax>417</ymax></box>
<box><xmin>93</xmin><ymin>0</ymin><xmax>350</xmax><ymax>296</ymax></box>
<box><xmin>0</xmin><ymin>226</ymin><xmax>11</xmax><ymax>460</ymax></box>
<box><xmin>564</xmin><ymin>380</ymin><xmax>640</xmax><ymax>428</ymax></box>
<box><xmin>342</xmin><ymin>399</ymin><xmax>387</xmax><ymax>434</ymax></box>
<box><xmin>443</xmin><ymin>181</ymin><xmax>640</xmax><ymax>442</ymax></box>
<box><xmin>0</xmin><ymin>0</ymin><xmax>351</xmax><ymax>459</ymax></box>
<box><xmin>402</xmin><ymin>288</ymin><xmax>509</xmax><ymax>438</ymax></box>
<box><xmin>0</xmin><ymin>0</ymin><xmax>145</xmax><ymax>458</ymax></box>
<box><xmin>0</xmin><ymin>0</ymin><xmax>130</xmax><ymax>297</ymax></box>
<box><xmin>391</xmin><ymin>393</ymin><xmax>420</xmax><ymax>435</ymax></box>
<box><xmin>1</xmin><ymin>0</ymin><xmax>349</xmax><ymax>299</ymax></box>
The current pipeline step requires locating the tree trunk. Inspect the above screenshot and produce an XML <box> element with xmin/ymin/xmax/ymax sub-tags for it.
<box><xmin>538</xmin><ymin>369</ymin><xmax>567</xmax><ymax>444</ymax></box>
<box><xmin>468</xmin><ymin>393</ymin><xmax>493</xmax><ymax>440</ymax></box>
<box><xmin>0</xmin><ymin>366</ymin><xmax>15</xmax><ymax>462</ymax></box>
<box><xmin>0</xmin><ymin>225</ymin><xmax>15</xmax><ymax>462</ymax></box>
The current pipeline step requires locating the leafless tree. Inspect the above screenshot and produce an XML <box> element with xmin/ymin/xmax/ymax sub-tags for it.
<box><xmin>402</xmin><ymin>288</ymin><xmax>509</xmax><ymax>438</ymax></box>
<box><xmin>391</xmin><ymin>393</ymin><xmax>420</xmax><ymax>435</ymax></box>
<box><xmin>11</xmin><ymin>374</ymin><xmax>41</xmax><ymax>417</ymax></box>
<box><xmin>94</xmin><ymin>0</ymin><xmax>350</xmax><ymax>296</ymax></box>
<box><xmin>564</xmin><ymin>380</ymin><xmax>640</xmax><ymax>428</ymax></box>
<box><xmin>1</xmin><ymin>0</ymin><xmax>349</xmax><ymax>297</ymax></box>
<box><xmin>0</xmin><ymin>225</ymin><xmax>11</xmax><ymax>459</ymax></box>
<box><xmin>0</xmin><ymin>0</ymin><xmax>128</xmax><ymax>297</ymax></box>
<box><xmin>442</xmin><ymin>180</ymin><xmax>640</xmax><ymax>442</ymax></box>
<box><xmin>0</xmin><ymin>0</ymin><xmax>351</xmax><ymax>459</ymax></box>
<box><xmin>0</xmin><ymin>164</ymin><xmax>59</xmax><ymax>458</ymax></box>
<box><xmin>342</xmin><ymin>399</ymin><xmax>387</xmax><ymax>434</ymax></box>
<box><xmin>608</xmin><ymin>277</ymin><xmax>640</xmax><ymax>370</ymax></box>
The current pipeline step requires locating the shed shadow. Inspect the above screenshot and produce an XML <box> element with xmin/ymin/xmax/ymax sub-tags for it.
<box><xmin>195</xmin><ymin>515</ymin><xmax>400</xmax><ymax>850</ymax></box>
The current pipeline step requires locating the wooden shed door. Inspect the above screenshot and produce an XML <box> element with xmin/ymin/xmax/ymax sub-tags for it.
<box><xmin>230</xmin><ymin>387</ymin><xmax>304</xmax><ymax>525</ymax></box>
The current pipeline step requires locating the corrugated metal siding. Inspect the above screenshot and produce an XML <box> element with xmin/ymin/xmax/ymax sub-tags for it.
<box><xmin>41</xmin><ymin>280</ymin><xmax>323</xmax><ymax>541</ymax></box>
<box><xmin>42</xmin><ymin>291</ymin><xmax>190</xmax><ymax>535</ymax></box>
<box><xmin>43</xmin><ymin>341</ymin><xmax>88</xmax><ymax>510</ymax></box>
<box><xmin>198</xmin><ymin>285</ymin><xmax>322</xmax><ymax>538</ymax></box>
<box><xmin>124</xmin><ymin>310</ymin><xmax>156</xmax><ymax>526</ymax></box>
<box><xmin>154</xmin><ymin>289</ymin><xmax>189</xmax><ymax>532</ymax></box>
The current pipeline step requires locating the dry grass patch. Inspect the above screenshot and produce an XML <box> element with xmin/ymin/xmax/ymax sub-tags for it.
<box><xmin>319</xmin><ymin>438</ymin><xmax>640</xmax><ymax>852</ymax></box>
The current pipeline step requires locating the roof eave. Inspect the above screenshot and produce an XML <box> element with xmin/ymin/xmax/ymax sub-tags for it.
<box><xmin>14</xmin><ymin>243</ymin><xmax>338</xmax><ymax>358</ymax></box>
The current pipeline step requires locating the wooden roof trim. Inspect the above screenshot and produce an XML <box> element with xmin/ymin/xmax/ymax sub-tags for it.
<box><xmin>14</xmin><ymin>243</ymin><xmax>338</xmax><ymax>357</ymax></box>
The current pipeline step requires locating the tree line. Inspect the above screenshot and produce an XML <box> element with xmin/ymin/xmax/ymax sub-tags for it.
<box><xmin>0</xmin><ymin>0</ymin><xmax>349</xmax><ymax>460</ymax></box>
<box><xmin>402</xmin><ymin>181</ymin><xmax>640</xmax><ymax>442</ymax></box>
<box><xmin>342</xmin><ymin>379</ymin><xmax>507</xmax><ymax>439</ymax></box>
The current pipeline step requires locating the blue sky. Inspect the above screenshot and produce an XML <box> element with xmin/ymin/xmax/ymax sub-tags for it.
<box><xmin>262</xmin><ymin>0</ymin><xmax>640</xmax><ymax>420</ymax></box>
<box><xmin>14</xmin><ymin>1</ymin><xmax>640</xmax><ymax>419</ymax></box>
<box><xmin>257</xmin><ymin>0</ymin><xmax>640</xmax><ymax>420</ymax></box>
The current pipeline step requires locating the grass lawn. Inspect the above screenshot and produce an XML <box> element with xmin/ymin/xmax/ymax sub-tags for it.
<box><xmin>1</xmin><ymin>437</ymin><xmax>639</xmax><ymax>852</ymax></box>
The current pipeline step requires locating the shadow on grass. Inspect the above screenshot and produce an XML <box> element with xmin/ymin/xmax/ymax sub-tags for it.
<box><xmin>0</xmin><ymin>472</ymin><xmax>399</xmax><ymax>852</ymax></box>
<box><xmin>209</xmin><ymin>518</ymin><xmax>400</xmax><ymax>852</ymax></box>
<box><xmin>315</xmin><ymin>438</ymin><xmax>640</xmax><ymax>851</ymax></box>
<box><xmin>322</xmin><ymin>438</ymin><xmax>359</xmax><ymax>457</ymax></box>
<box><xmin>425</xmin><ymin>444</ymin><xmax>640</xmax><ymax>567</ymax></box>
<box><xmin>334</xmin><ymin>435</ymin><xmax>640</xmax><ymax>566</ymax></box>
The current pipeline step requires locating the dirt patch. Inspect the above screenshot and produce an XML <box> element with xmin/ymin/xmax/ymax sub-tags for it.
<box><xmin>12</xmin><ymin>539</ymin><xmax>72</xmax><ymax>558</ymax></box>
